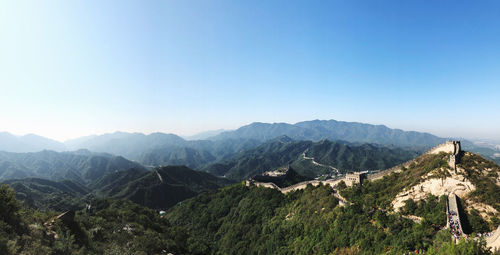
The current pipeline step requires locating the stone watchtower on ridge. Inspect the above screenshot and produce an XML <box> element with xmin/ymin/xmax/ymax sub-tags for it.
<box><xmin>426</xmin><ymin>140</ymin><xmax>461</xmax><ymax>172</ymax></box>
<box><xmin>448</xmin><ymin>141</ymin><xmax>461</xmax><ymax>172</ymax></box>
<box><xmin>345</xmin><ymin>172</ymin><xmax>367</xmax><ymax>186</ymax></box>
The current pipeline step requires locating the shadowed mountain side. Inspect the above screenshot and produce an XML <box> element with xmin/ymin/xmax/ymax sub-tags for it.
<box><xmin>93</xmin><ymin>166</ymin><xmax>234</xmax><ymax>209</ymax></box>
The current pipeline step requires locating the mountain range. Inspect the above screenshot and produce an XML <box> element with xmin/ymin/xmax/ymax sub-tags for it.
<box><xmin>2</xmin><ymin>119</ymin><xmax>498</xmax><ymax>167</ymax></box>
<box><xmin>210</xmin><ymin>120</ymin><xmax>446</xmax><ymax>147</ymax></box>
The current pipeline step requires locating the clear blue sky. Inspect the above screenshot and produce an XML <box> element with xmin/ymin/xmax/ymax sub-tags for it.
<box><xmin>1</xmin><ymin>0</ymin><xmax>499</xmax><ymax>141</ymax></box>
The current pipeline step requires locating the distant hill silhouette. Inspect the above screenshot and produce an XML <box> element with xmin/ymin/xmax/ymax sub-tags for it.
<box><xmin>209</xmin><ymin>119</ymin><xmax>446</xmax><ymax>147</ymax></box>
<box><xmin>0</xmin><ymin>132</ymin><xmax>66</xmax><ymax>152</ymax></box>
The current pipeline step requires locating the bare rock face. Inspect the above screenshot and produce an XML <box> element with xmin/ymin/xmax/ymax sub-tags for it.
<box><xmin>391</xmin><ymin>151</ymin><xmax>499</xmax><ymax>223</ymax></box>
<box><xmin>392</xmin><ymin>174</ymin><xmax>475</xmax><ymax>211</ymax></box>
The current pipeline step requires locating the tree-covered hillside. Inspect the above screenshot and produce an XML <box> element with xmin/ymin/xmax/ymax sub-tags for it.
<box><xmin>165</xmin><ymin>183</ymin><xmax>492</xmax><ymax>254</ymax></box>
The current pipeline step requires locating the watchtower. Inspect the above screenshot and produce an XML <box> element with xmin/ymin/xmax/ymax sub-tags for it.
<box><xmin>345</xmin><ymin>172</ymin><xmax>367</xmax><ymax>186</ymax></box>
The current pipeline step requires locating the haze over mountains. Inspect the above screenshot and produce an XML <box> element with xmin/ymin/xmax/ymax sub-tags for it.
<box><xmin>1</xmin><ymin>119</ymin><xmax>498</xmax><ymax>166</ymax></box>
<box><xmin>0</xmin><ymin>150</ymin><xmax>145</xmax><ymax>184</ymax></box>
<box><xmin>0</xmin><ymin>132</ymin><xmax>66</xmax><ymax>153</ymax></box>
<box><xmin>211</xmin><ymin>120</ymin><xmax>446</xmax><ymax>147</ymax></box>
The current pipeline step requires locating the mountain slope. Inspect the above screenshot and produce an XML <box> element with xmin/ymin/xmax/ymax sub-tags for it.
<box><xmin>0</xmin><ymin>150</ymin><xmax>146</xmax><ymax>184</ymax></box>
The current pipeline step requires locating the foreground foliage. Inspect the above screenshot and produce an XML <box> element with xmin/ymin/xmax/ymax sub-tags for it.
<box><xmin>1</xmin><ymin>178</ymin><xmax>495</xmax><ymax>254</ymax></box>
<box><xmin>167</xmin><ymin>183</ymin><xmax>493</xmax><ymax>254</ymax></box>
<box><xmin>0</xmin><ymin>184</ymin><xmax>190</xmax><ymax>254</ymax></box>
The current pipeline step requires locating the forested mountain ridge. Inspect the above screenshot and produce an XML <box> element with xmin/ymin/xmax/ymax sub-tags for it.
<box><xmin>203</xmin><ymin>136</ymin><xmax>419</xmax><ymax>180</ymax></box>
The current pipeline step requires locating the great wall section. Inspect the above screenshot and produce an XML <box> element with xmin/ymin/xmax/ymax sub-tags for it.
<box><xmin>246</xmin><ymin>140</ymin><xmax>500</xmax><ymax>250</ymax></box>
<box><xmin>249</xmin><ymin>140</ymin><xmax>462</xmax><ymax>191</ymax></box>
<box><xmin>446</xmin><ymin>193</ymin><xmax>465</xmax><ymax>239</ymax></box>
<box><xmin>246</xmin><ymin>178</ymin><xmax>344</xmax><ymax>194</ymax></box>
<box><xmin>367</xmin><ymin>140</ymin><xmax>461</xmax><ymax>181</ymax></box>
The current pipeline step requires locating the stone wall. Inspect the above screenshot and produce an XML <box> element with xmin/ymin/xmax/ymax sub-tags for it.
<box><xmin>367</xmin><ymin>141</ymin><xmax>462</xmax><ymax>181</ymax></box>
<box><xmin>427</xmin><ymin>141</ymin><xmax>461</xmax><ymax>155</ymax></box>
<box><xmin>247</xmin><ymin>178</ymin><xmax>343</xmax><ymax>194</ymax></box>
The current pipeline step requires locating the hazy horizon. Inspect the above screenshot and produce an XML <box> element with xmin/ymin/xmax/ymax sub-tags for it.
<box><xmin>1</xmin><ymin>118</ymin><xmax>498</xmax><ymax>144</ymax></box>
<box><xmin>1</xmin><ymin>1</ymin><xmax>499</xmax><ymax>141</ymax></box>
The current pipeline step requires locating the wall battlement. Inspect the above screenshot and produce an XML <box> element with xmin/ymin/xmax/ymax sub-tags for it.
<box><xmin>367</xmin><ymin>140</ymin><xmax>462</xmax><ymax>180</ymax></box>
<box><xmin>427</xmin><ymin>141</ymin><xmax>461</xmax><ymax>155</ymax></box>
